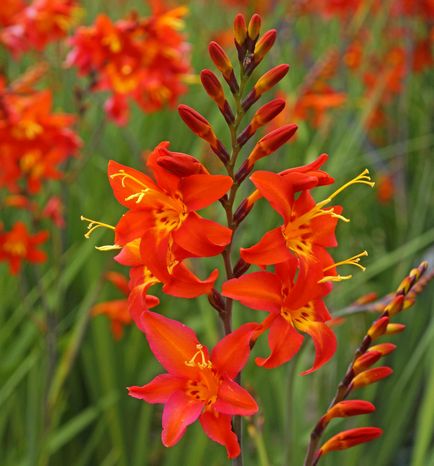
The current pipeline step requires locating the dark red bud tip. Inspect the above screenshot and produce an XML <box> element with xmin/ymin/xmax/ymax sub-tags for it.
<box><xmin>235</xmin><ymin>159</ymin><xmax>253</xmax><ymax>184</ymax></box>
<box><xmin>320</xmin><ymin>428</ymin><xmax>383</xmax><ymax>455</ymax></box>
<box><xmin>248</xmin><ymin>14</ymin><xmax>261</xmax><ymax>41</ymax></box>
<box><xmin>233</xmin><ymin>258</ymin><xmax>251</xmax><ymax>277</ymax></box>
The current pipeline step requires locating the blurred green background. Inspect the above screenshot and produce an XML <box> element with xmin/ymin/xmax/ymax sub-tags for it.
<box><xmin>1</xmin><ymin>1</ymin><xmax>433</xmax><ymax>465</ymax></box>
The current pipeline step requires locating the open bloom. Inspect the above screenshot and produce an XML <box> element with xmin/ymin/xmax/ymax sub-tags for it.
<box><xmin>223</xmin><ymin>258</ymin><xmax>336</xmax><ymax>373</ymax></box>
<box><xmin>66</xmin><ymin>5</ymin><xmax>191</xmax><ymax>124</ymax></box>
<box><xmin>128</xmin><ymin>311</ymin><xmax>259</xmax><ymax>458</ymax></box>
<box><xmin>240</xmin><ymin>169</ymin><xmax>373</xmax><ymax>273</ymax></box>
<box><xmin>0</xmin><ymin>221</ymin><xmax>48</xmax><ymax>274</ymax></box>
<box><xmin>109</xmin><ymin>142</ymin><xmax>232</xmax><ymax>286</ymax></box>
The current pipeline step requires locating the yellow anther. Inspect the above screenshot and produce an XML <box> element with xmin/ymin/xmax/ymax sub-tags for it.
<box><xmin>320</xmin><ymin>169</ymin><xmax>375</xmax><ymax>205</ymax></box>
<box><xmin>124</xmin><ymin>189</ymin><xmax>150</xmax><ymax>204</ymax></box>
<box><xmin>185</xmin><ymin>344</ymin><xmax>213</xmax><ymax>369</ymax></box>
<box><xmin>318</xmin><ymin>274</ymin><xmax>353</xmax><ymax>284</ymax></box>
<box><xmin>80</xmin><ymin>216</ymin><xmax>115</xmax><ymax>239</ymax></box>
<box><xmin>324</xmin><ymin>250</ymin><xmax>368</xmax><ymax>273</ymax></box>
<box><xmin>95</xmin><ymin>244</ymin><xmax>121</xmax><ymax>251</ymax></box>
<box><xmin>110</xmin><ymin>170</ymin><xmax>148</xmax><ymax>189</ymax></box>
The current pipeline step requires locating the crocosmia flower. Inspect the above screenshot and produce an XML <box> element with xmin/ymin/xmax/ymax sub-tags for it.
<box><xmin>0</xmin><ymin>221</ymin><xmax>48</xmax><ymax>274</ymax></box>
<box><xmin>0</xmin><ymin>0</ymin><xmax>81</xmax><ymax>56</ymax></box>
<box><xmin>128</xmin><ymin>311</ymin><xmax>259</xmax><ymax>458</ymax></box>
<box><xmin>108</xmin><ymin>141</ymin><xmax>232</xmax><ymax>291</ymax></box>
<box><xmin>66</xmin><ymin>3</ymin><xmax>191</xmax><ymax>124</ymax></box>
<box><xmin>223</xmin><ymin>258</ymin><xmax>336</xmax><ymax>373</ymax></box>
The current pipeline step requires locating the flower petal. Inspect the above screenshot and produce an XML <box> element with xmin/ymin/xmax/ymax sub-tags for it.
<box><xmin>180</xmin><ymin>174</ymin><xmax>233</xmax><ymax>211</ymax></box>
<box><xmin>139</xmin><ymin>311</ymin><xmax>201</xmax><ymax>376</ymax></box>
<box><xmin>241</xmin><ymin>227</ymin><xmax>292</xmax><ymax>265</ymax></box>
<box><xmin>211</xmin><ymin>323</ymin><xmax>260</xmax><ymax>378</ymax></box>
<box><xmin>163</xmin><ymin>264</ymin><xmax>218</xmax><ymax>298</ymax></box>
<box><xmin>214</xmin><ymin>378</ymin><xmax>258</xmax><ymax>416</ymax></box>
<box><xmin>115</xmin><ymin>210</ymin><xmax>155</xmax><ymax>246</ymax></box>
<box><xmin>298</xmin><ymin>321</ymin><xmax>337</xmax><ymax>375</ymax></box>
<box><xmin>128</xmin><ymin>374</ymin><xmax>185</xmax><ymax>403</ymax></box>
<box><xmin>173</xmin><ymin>212</ymin><xmax>232</xmax><ymax>257</ymax></box>
<box><xmin>162</xmin><ymin>391</ymin><xmax>203</xmax><ymax>447</ymax></box>
<box><xmin>250</xmin><ymin>170</ymin><xmax>294</xmax><ymax>222</ymax></box>
<box><xmin>255</xmin><ymin>316</ymin><xmax>304</xmax><ymax>368</ymax></box>
<box><xmin>222</xmin><ymin>272</ymin><xmax>282</xmax><ymax>313</ymax></box>
<box><xmin>200</xmin><ymin>411</ymin><xmax>240</xmax><ymax>459</ymax></box>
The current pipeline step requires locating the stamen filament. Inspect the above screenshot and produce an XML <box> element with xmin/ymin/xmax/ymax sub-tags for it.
<box><xmin>110</xmin><ymin>170</ymin><xmax>149</xmax><ymax>189</ymax></box>
<box><xmin>185</xmin><ymin>344</ymin><xmax>213</xmax><ymax>369</ymax></box>
<box><xmin>80</xmin><ymin>215</ymin><xmax>115</xmax><ymax>239</ymax></box>
<box><xmin>319</xmin><ymin>274</ymin><xmax>353</xmax><ymax>283</ymax></box>
<box><xmin>322</xmin><ymin>169</ymin><xmax>375</xmax><ymax>204</ymax></box>
<box><xmin>324</xmin><ymin>250</ymin><xmax>368</xmax><ymax>272</ymax></box>
<box><xmin>95</xmin><ymin>244</ymin><xmax>121</xmax><ymax>251</ymax></box>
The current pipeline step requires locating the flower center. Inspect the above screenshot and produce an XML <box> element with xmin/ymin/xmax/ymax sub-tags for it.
<box><xmin>3</xmin><ymin>239</ymin><xmax>27</xmax><ymax>257</ymax></box>
<box><xmin>281</xmin><ymin>302</ymin><xmax>315</xmax><ymax>329</ymax></box>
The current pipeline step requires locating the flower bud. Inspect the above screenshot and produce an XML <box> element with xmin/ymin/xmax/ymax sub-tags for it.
<box><xmin>208</xmin><ymin>41</ymin><xmax>239</xmax><ymax>93</ymax></box>
<box><xmin>254</xmin><ymin>29</ymin><xmax>277</xmax><ymax>62</ymax></box>
<box><xmin>319</xmin><ymin>427</ymin><xmax>383</xmax><ymax>455</ymax></box>
<box><xmin>351</xmin><ymin>366</ymin><xmax>393</xmax><ymax>389</ymax></box>
<box><xmin>234</xmin><ymin>13</ymin><xmax>247</xmax><ymax>46</ymax></box>
<box><xmin>324</xmin><ymin>400</ymin><xmax>375</xmax><ymax>421</ymax></box>
<box><xmin>247</xmin><ymin>14</ymin><xmax>261</xmax><ymax>41</ymax></box>
<box><xmin>233</xmin><ymin>258</ymin><xmax>251</xmax><ymax>277</ymax></box>
<box><xmin>242</xmin><ymin>64</ymin><xmax>289</xmax><ymax>110</ymax></box>
<box><xmin>353</xmin><ymin>351</ymin><xmax>382</xmax><ymax>374</ymax></box>
<box><xmin>157</xmin><ymin>151</ymin><xmax>208</xmax><ymax>176</ymax></box>
<box><xmin>385</xmin><ymin>323</ymin><xmax>406</xmax><ymax>334</ymax></box>
<box><xmin>367</xmin><ymin>316</ymin><xmax>389</xmax><ymax>340</ymax></box>
<box><xmin>247</xmin><ymin>124</ymin><xmax>297</xmax><ymax>164</ymax></box>
<box><xmin>369</xmin><ymin>343</ymin><xmax>397</xmax><ymax>356</ymax></box>
<box><xmin>384</xmin><ymin>294</ymin><xmax>404</xmax><ymax>317</ymax></box>
<box><xmin>200</xmin><ymin>69</ymin><xmax>234</xmax><ymax>123</ymax></box>
<box><xmin>178</xmin><ymin>105</ymin><xmax>229</xmax><ymax>163</ymax></box>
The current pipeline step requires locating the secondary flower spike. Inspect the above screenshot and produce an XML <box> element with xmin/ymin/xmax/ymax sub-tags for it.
<box><xmin>128</xmin><ymin>312</ymin><xmax>259</xmax><ymax>458</ymax></box>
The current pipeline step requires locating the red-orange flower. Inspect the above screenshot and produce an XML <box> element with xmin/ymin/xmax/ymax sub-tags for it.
<box><xmin>108</xmin><ymin>142</ymin><xmax>232</xmax><ymax>294</ymax></box>
<box><xmin>0</xmin><ymin>221</ymin><xmax>48</xmax><ymax>274</ymax></box>
<box><xmin>223</xmin><ymin>258</ymin><xmax>336</xmax><ymax>373</ymax></box>
<box><xmin>1</xmin><ymin>0</ymin><xmax>81</xmax><ymax>55</ymax></box>
<box><xmin>66</xmin><ymin>5</ymin><xmax>191</xmax><ymax>124</ymax></box>
<box><xmin>128</xmin><ymin>311</ymin><xmax>259</xmax><ymax>458</ymax></box>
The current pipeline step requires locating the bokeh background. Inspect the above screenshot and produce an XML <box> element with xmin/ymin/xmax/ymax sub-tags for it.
<box><xmin>1</xmin><ymin>1</ymin><xmax>433</xmax><ymax>465</ymax></box>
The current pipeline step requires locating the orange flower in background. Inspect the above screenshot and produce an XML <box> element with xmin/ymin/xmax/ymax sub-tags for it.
<box><xmin>0</xmin><ymin>0</ymin><xmax>81</xmax><ymax>55</ymax></box>
<box><xmin>128</xmin><ymin>311</ymin><xmax>259</xmax><ymax>458</ymax></box>
<box><xmin>0</xmin><ymin>222</ymin><xmax>48</xmax><ymax>274</ymax></box>
<box><xmin>0</xmin><ymin>0</ymin><xmax>25</xmax><ymax>27</ymax></box>
<box><xmin>223</xmin><ymin>258</ymin><xmax>336</xmax><ymax>372</ymax></box>
<box><xmin>0</xmin><ymin>82</ymin><xmax>81</xmax><ymax>194</ymax></box>
<box><xmin>66</xmin><ymin>3</ymin><xmax>191</xmax><ymax>124</ymax></box>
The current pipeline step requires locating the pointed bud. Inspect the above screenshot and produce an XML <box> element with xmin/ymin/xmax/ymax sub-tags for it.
<box><xmin>242</xmin><ymin>64</ymin><xmax>289</xmax><ymax>110</ymax></box>
<box><xmin>208</xmin><ymin>41</ymin><xmax>239</xmax><ymax>93</ymax></box>
<box><xmin>319</xmin><ymin>427</ymin><xmax>383</xmax><ymax>455</ymax></box>
<box><xmin>248</xmin><ymin>124</ymin><xmax>297</xmax><ymax>164</ymax></box>
<box><xmin>178</xmin><ymin>105</ymin><xmax>229</xmax><ymax>163</ymax></box>
<box><xmin>367</xmin><ymin>316</ymin><xmax>389</xmax><ymax>340</ymax></box>
<box><xmin>234</xmin><ymin>190</ymin><xmax>262</xmax><ymax>225</ymax></box>
<box><xmin>351</xmin><ymin>366</ymin><xmax>393</xmax><ymax>389</ymax></box>
<box><xmin>247</xmin><ymin>14</ymin><xmax>261</xmax><ymax>41</ymax></box>
<box><xmin>233</xmin><ymin>258</ymin><xmax>251</xmax><ymax>277</ymax></box>
<box><xmin>157</xmin><ymin>151</ymin><xmax>208</xmax><ymax>176</ymax></box>
<box><xmin>353</xmin><ymin>351</ymin><xmax>382</xmax><ymax>374</ymax></box>
<box><xmin>200</xmin><ymin>69</ymin><xmax>234</xmax><ymax>123</ymax></box>
<box><xmin>384</xmin><ymin>294</ymin><xmax>404</xmax><ymax>317</ymax></box>
<box><xmin>369</xmin><ymin>343</ymin><xmax>397</xmax><ymax>356</ymax></box>
<box><xmin>237</xmin><ymin>98</ymin><xmax>286</xmax><ymax>146</ymax></box>
<box><xmin>354</xmin><ymin>292</ymin><xmax>378</xmax><ymax>305</ymax></box>
<box><xmin>234</xmin><ymin>13</ymin><xmax>247</xmax><ymax>46</ymax></box>
<box><xmin>386</xmin><ymin>323</ymin><xmax>406</xmax><ymax>334</ymax></box>
<box><xmin>254</xmin><ymin>29</ymin><xmax>277</xmax><ymax>62</ymax></box>
<box><xmin>324</xmin><ymin>400</ymin><xmax>375</xmax><ymax>421</ymax></box>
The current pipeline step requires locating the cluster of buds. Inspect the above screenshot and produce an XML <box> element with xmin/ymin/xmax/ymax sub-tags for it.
<box><xmin>66</xmin><ymin>4</ymin><xmax>192</xmax><ymax>125</ymax></box>
<box><xmin>0</xmin><ymin>67</ymin><xmax>80</xmax><ymax>274</ymax></box>
<box><xmin>84</xmin><ymin>11</ymin><xmax>432</xmax><ymax>463</ymax></box>
<box><xmin>304</xmin><ymin>261</ymin><xmax>431</xmax><ymax>466</ymax></box>
<box><xmin>0</xmin><ymin>0</ymin><xmax>81</xmax><ymax>56</ymax></box>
